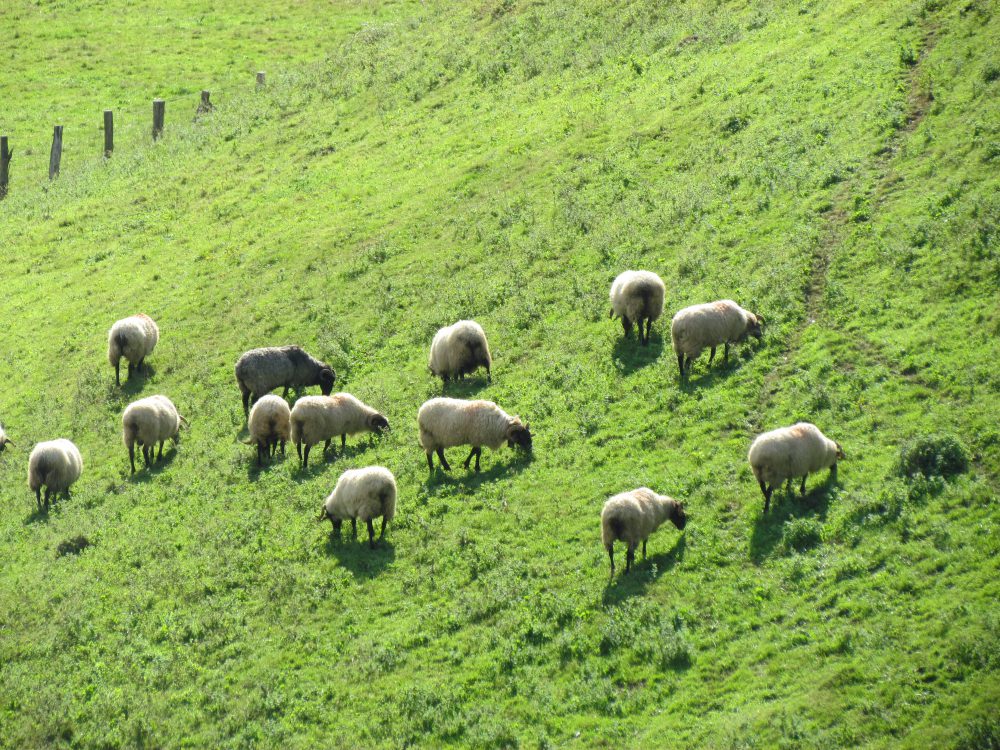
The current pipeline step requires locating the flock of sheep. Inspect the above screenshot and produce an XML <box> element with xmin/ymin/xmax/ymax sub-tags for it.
<box><xmin>1</xmin><ymin>270</ymin><xmax>845</xmax><ymax>573</ymax></box>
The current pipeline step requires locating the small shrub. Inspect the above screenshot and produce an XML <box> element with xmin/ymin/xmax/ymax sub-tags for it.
<box><xmin>983</xmin><ymin>64</ymin><xmax>1000</xmax><ymax>83</ymax></box>
<box><xmin>782</xmin><ymin>518</ymin><xmax>822</xmax><ymax>552</ymax></box>
<box><xmin>897</xmin><ymin>434</ymin><xmax>969</xmax><ymax>478</ymax></box>
<box><xmin>721</xmin><ymin>115</ymin><xmax>750</xmax><ymax>135</ymax></box>
<box><xmin>56</xmin><ymin>535</ymin><xmax>91</xmax><ymax>557</ymax></box>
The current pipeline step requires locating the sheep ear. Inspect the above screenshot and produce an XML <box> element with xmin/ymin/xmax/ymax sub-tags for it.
<box><xmin>756</xmin><ymin>314</ymin><xmax>765</xmax><ymax>326</ymax></box>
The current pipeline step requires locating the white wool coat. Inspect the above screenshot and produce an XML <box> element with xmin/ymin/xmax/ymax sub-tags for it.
<box><xmin>748</xmin><ymin>422</ymin><xmax>841</xmax><ymax>488</ymax></box>
<box><xmin>323</xmin><ymin>466</ymin><xmax>397</xmax><ymax>524</ymax></box>
<box><xmin>28</xmin><ymin>439</ymin><xmax>83</xmax><ymax>493</ymax></box>
<box><xmin>418</xmin><ymin>398</ymin><xmax>522</xmax><ymax>451</ymax></box>
<box><xmin>671</xmin><ymin>300</ymin><xmax>759</xmax><ymax>358</ymax></box>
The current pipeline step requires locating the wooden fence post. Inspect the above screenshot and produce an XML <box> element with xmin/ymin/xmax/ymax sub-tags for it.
<box><xmin>152</xmin><ymin>99</ymin><xmax>165</xmax><ymax>140</ymax></box>
<box><xmin>197</xmin><ymin>90</ymin><xmax>213</xmax><ymax>115</ymax></box>
<box><xmin>49</xmin><ymin>126</ymin><xmax>63</xmax><ymax>179</ymax></box>
<box><xmin>0</xmin><ymin>136</ymin><xmax>11</xmax><ymax>199</ymax></box>
<box><xmin>256</xmin><ymin>71</ymin><xmax>266</xmax><ymax>88</ymax></box>
<box><xmin>103</xmin><ymin>110</ymin><xmax>114</xmax><ymax>158</ymax></box>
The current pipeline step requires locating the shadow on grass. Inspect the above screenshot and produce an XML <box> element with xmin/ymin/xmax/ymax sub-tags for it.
<box><xmin>288</xmin><ymin>438</ymin><xmax>385</xmax><ymax>483</ymax></box>
<box><xmin>749</xmin><ymin>473</ymin><xmax>837</xmax><ymax>563</ymax></box>
<box><xmin>120</xmin><ymin>364</ymin><xmax>156</xmax><ymax>397</ymax></box>
<box><xmin>245</xmin><ymin>448</ymin><xmax>290</xmax><ymax>481</ymax></box>
<box><xmin>602</xmin><ymin>534</ymin><xmax>686</xmax><ymax>605</ymax></box>
<box><xmin>322</xmin><ymin>529</ymin><xmax>396</xmax><ymax>579</ymax></box>
<box><xmin>440</xmin><ymin>374</ymin><xmax>492</xmax><ymax>398</ymax></box>
<box><xmin>611</xmin><ymin>332</ymin><xmax>664</xmax><ymax>374</ymax></box>
<box><xmin>127</xmin><ymin>446</ymin><xmax>178</xmax><ymax>483</ymax></box>
<box><xmin>23</xmin><ymin>506</ymin><xmax>51</xmax><ymax>525</ymax></box>
<box><xmin>423</xmin><ymin>450</ymin><xmax>533</xmax><ymax>490</ymax></box>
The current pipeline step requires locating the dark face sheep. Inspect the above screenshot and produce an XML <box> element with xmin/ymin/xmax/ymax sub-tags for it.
<box><xmin>507</xmin><ymin>422</ymin><xmax>532</xmax><ymax>451</ymax></box>
<box><xmin>835</xmin><ymin>442</ymin><xmax>846</xmax><ymax>460</ymax></box>
<box><xmin>369</xmin><ymin>414</ymin><xmax>390</xmax><ymax>434</ymax></box>
<box><xmin>748</xmin><ymin>314</ymin><xmax>764</xmax><ymax>340</ymax></box>
<box><xmin>318</xmin><ymin>368</ymin><xmax>336</xmax><ymax>395</ymax></box>
<box><xmin>0</xmin><ymin>438</ymin><xmax>11</xmax><ymax>453</ymax></box>
<box><xmin>671</xmin><ymin>503</ymin><xmax>687</xmax><ymax>530</ymax></box>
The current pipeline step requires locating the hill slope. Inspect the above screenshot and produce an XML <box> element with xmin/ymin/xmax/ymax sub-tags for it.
<box><xmin>1</xmin><ymin>0</ymin><xmax>998</xmax><ymax>747</ymax></box>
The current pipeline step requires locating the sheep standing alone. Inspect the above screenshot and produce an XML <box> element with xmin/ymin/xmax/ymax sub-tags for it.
<box><xmin>108</xmin><ymin>313</ymin><xmax>159</xmax><ymax>386</ymax></box>
<box><xmin>429</xmin><ymin>320</ymin><xmax>493</xmax><ymax>383</ymax></box>
<box><xmin>234</xmin><ymin>345</ymin><xmax>336</xmax><ymax>417</ymax></box>
<box><xmin>748</xmin><ymin>422</ymin><xmax>845</xmax><ymax>512</ymax></box>
<box><xmin>609</xmin><ymin>270</ymin><xmax>666</xmax><ymax>346</ymax></box>
<box><xmin>601</xmin><ymin>488</ymin><xmax>686</xmax><ymax>575</ymax></box>
<box><xmin>0</xmin><ymin>423</ymin><xmax>12</xmax><ymax>453</ymax></box>
<box><xmin>122</xmin><ymin>395</ymin><xmax>186</xmax><ymax>473</ymax></box>
<box><xmin>290</xmin><ymin>393</ymin><xmax>389</xmax><ymax>469</ymax></box>
<box><xmin>28</xmin><ymin>439</ymin><xmax>83</xmax><ymax>512</ymax></box>
<box><xmin>670</xmin><ymin>299</ymin><xmax>763</xmax><ymax>378</ymax></box>
<box><xmin>418</xmin><ymin>397</ymin><xmax>531</xmax><ymax>472</ymax></box>
<box><xmin>319</xmin><ymin>466</ymin><xmax>397</xmax><ymax>549</ymax></box>
<box><xmin>246</xmin><ymin>394</ymin><xmax>291</xmax><ymax>466</ymax></box>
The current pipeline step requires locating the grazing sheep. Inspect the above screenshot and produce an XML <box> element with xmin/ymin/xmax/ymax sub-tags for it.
<box><xmin>108</xmin><ymin>313</ymin><xmax>159</xmax><ymax>386</ymax></box>
<box><xmin>319</xmin><ymin>466</ymin><xmax>397</xmax><ymax>548</ymax></box>
<box><xmin>609</xmin><ymin>270</ymin><xmax>666</xmax><ymax>346</ymax></box>
<box><xmin>246</xmin><ymin>394</ymin><xmax>291</xmax><ymax>466</ymax></box>
<box><xmin>670</xmin><ymin>299</ymin><xmax>763</xmax><ymax>378</ymax></box>
<box><xmin>122</xmin><ymin>395</ymin><xmax>186</xmax><ymax>474</ymax></box>
<box><xmin>417</xmin><ymin>397</ymin><xmax>531</xmax><ymax>472</ymax></box>
<box><xmin>28</xmin><ymin>439</ymin><xmax>83</xmax><ymax>512</ymax></box>
<box><xmin>601</xmin><ymin>488</ymin><xmax>687</xmax><ymax>575</ymax></box>
<box><xmin>748</xmin><ymin>422</ymin><xmax>845</xmax><ymax>513</ymax></box>
<box><xmin>234</xmin><ymin>345</ymin><xmax>336</xmax><ymax>417</ymax></box>
<box><xmin>0</xmin><ymin>423</ymin><xmax>12</xmax><ymax>453</ymax></box>
<box><xmin>429</xmin><ymin>320</ymin><xmax>493</xmax><ymax>383</ymax></box>
<box><xmin>290</xmin><ymin>393</ymin><xmax>389</xmax><ymax>469</ymax></box>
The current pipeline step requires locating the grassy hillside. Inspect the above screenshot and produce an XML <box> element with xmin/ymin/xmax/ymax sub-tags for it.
<box><xmin>1</xmin><ymin>0</ymin><xmax>998</xmax><ymax>747</ymax></box>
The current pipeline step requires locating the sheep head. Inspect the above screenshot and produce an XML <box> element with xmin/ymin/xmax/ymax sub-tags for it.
<box><xmin>369</xmin><ymin>414</ymin><xmax>390</xmax><ymax>434</ymax></box>
<box><xmin>671</xmin><ymin>502</ymin><xmax>687</xmax><ymax>531</ymax></box>
<box><xmin>835</xmin><ymin>442</ymin><xmax>846</xmax><ymax>460</ymax></box>
<box><xmin>747</xmin><ymin>313</ymin><xmax>764</xmax><ymax>340</ymax></box>
<box><xmin>318</xmin><ymin>368</ymin><xmax>337</xmax><ymax>395</ymax></box>
<box><xmin>507</xmin><ymin>420</ymin><xmax>532</xmax><ymax>451</ymax></box>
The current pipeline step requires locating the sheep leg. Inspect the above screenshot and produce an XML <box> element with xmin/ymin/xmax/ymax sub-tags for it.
<box><xmin>724</xmin><ymin>342</ymin><xmax>730</xmax><ymax>362</ymax></box>
<box><xmin>157</xmin><ymin>441</ymin><xmax>164</xmax><ymax>460</ymax></box>
<box><xmin>642</xmin><ymin>539</ymin><xmax>647</xmax><ymax>558</ymax></box>
<box><xmin>303</xmin><ymin>443</ymin><xmax>311</xmax><ymax>469</ymax></box>
<box><xmin>256</xmin><ymin>442</ymin><xmax>264</xmax><ymax>466</ymax></box>
<box><xmin>127</xmin><ymin>362</ymin><xmax>134</xmax><ymax>381</ymax></box>
<box><xmin>115</xmin><ymin>361</ymin><xmax>121</xmax><ymax>386</ymax></box>
<box><xmin>341</xmin><ymin>434</ymin><xmax>347</xmax><ymax>450</ymax></box>
<box><xmin>486</xmin><ymin>366</ymin><xmax>492</xmax><ymax>382</ymax></box>
<box><xmin>644</xmin><ymin>318</ymin><xmax>652</xmax><ymax>345</ymax></box>
<box><xmin>463</xmin><ymin>448</ymin><xmax>476</xmax><ymax>470</ymax></box>
<box><xmin>800</xmin><ymin>476</ymin><xmax>807</xmax><ymax>496</ymax></box>
<box><xmin>625</xmin><ymin>544</ymin><xmax>635</xmax><ymax>574</ymax></box>
<box><xmin>621</xmin><ymin>316</ymin><xmax>632</xmax><ymax>338</ymax></box>
<box><xmin>281</xmin><ymin>386</ymin><xmax>289</xmax><ymax>398</ymax></box>
<box><xmin>35</xmin><ymin>488</ymin><xmax>42</xmax><ymax>511</ymax></box>
<box><xmin>474</xmin><ymin>447</ymin><xmax>482</xmax><ymax>472</ymax></box>
<box><xmin>708</xmin><ymin>346</ymin><xmax>716</xmax><ymax>365</ymax></box>
<box><xmin>426</xmin><ymin>451</ymin><xmax>434</xmax><ymax>471</ymax></box>
<box><xmin>367</xmin><ymin>519</ymin><xmax>376</xmax><ymax>549</ymax></box>
<box><xmin>295</xmin><ymin>441</ymin><xmax>302</xmax><ymax>462</ymax></box>
<box><xmin>324</xmin><ymin>438</ymin><xmax>332</xmax><ymax>455</ymax></box>
<box><xmin>380</xmin><ymin>516</ymin><xmax>387</xmax><ymax>540</ymax></box>
<box><xmin>241</xmin><ymin>390</ymin><xmax>251</xmax><ymax>417</ymax></box>
<box><xmin>763</xmin><ymin>483</ymin><xmax>774</xmax><ymax>513</ymax></box>
<box><xmin>436</xmin><ymin>448</ymin><xmax>451</xmax><ymax>471</ymax></box>
<box><xmin>607</xmin><ymin>544</ymin><xmax>615</xmax><ymax>576</ymax></box>
<box><xmin>332</xmin><ymin>519</ymin><xmax>342</xmax><ymax>536</ymax></box>
<box><xmin>351</xmin><ymin>519</ymin><xmax>357</xmax><ymax>538</ymax></box>
<box><xmin>280</xmin><ymin>439</ymin><xmax>286</xmax><ymax>456</ymax></box>
<box><xmin>677</xmin><ymin>352</ymin><xmax>685</xmax><ymax>379</ymax></box>
<box><xmin>128</xmin><ymin>444</ymin><xmax>136</xmax><ymax>474</ymax></box>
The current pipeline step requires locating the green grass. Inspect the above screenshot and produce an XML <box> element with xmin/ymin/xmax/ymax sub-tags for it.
<box><xmin>1</xmin><ymin>0</ymin><xmax>998</xmax><ymax>747</ymax></box>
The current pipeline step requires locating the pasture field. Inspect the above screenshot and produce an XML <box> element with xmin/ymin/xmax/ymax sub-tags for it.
<box><xmin>0</xmin><ymin>0</ymin><xmax>998</xmax><ymax>747</ymax></box>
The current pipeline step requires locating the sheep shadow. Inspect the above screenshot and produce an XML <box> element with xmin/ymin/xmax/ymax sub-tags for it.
<box><xmin>322</xmin><ymin>532</ymin><xmax>395</xmax><ymax>579</ymax></box>
<box><xmin>439</xmin><ymin>375</ymin><xmax>492</xmax><ymax>398</ymax></box>
<box><xmin>245</xmin><ymin>450</ymin><xmax>290</xmax><ymax>481</ymax></box>
<box><xmin>749</xmin><ymin>473</ymin><xmax>836</xmax><ymax>563</ymax></box>
<box><xmin>127</xmin><ymin>446</ymin><xmax>179</xmax><ymax>482</ymax></box>
<box><xmin>121</xmin><ymin>364</ymin><xmax>157</xmax><ymax>396</ymax></box>
<box><xmin>602</xmin><ymin>534</ymin><xmax>686</xmax><ymax>606</ymax></box>
<box><xmin>611</xmin><ymin>332</ymin><xmax>664</xmax><ymax>375</ymax></box>
<box><xmin>23</xmin><ymin>506</ymin><xmax>52</xmax><ymax>525</ymax></box>
<box><xmin>288</xmin><ymin>439</ymin><xmax>384</xmax><ymax>483</ymax></box>
<box><xmin>423</xmin><ymin>450</ymin><xmax>533</xmax><ymax>490</ymax></box>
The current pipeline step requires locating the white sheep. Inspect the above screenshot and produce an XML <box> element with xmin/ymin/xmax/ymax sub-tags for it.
<box><xmin>601</xmin><ymin>488</ymin><xmax>686</xmax><ymax>575</ymax></box>
<box><xmin>429</xmin><ymin>320</ymin><xmax>493</xmax><ymax>383</ymax></box>
<box><xmin>609</xmin><ymin>270</ymin><xmax>666</xmax><ymax>345</ymax></box>
<box><xmin>319</xmin><ymin>466</ymin><xmax>397</xmax><ymax>548</ymax></box>
<box><xmin>122</xmin><ymin>395</ymin><xmax>186</xmax><ymax>474</ymax></box>
<box><xmin>290</xmin><ymin>393</ymin><xmax>389</xmax><ymax>469</ymax></box>
<box><xmin>108</xmin><ymin>313</ymin><xmax>159</xmax><ymax>386</ymax></box>
<box><xmin>0</xmin><ymin>423</ymin><xmax>12</xmax><ymax>453</ymax></box>
<box><xmin>748</xmin><ymin>422</ymin><xmax>845</xmax><ymax>512</ymax></box>
<box><xmin>670</xmin><ymin>299</ymin><xmax>763</xmax><ymax>378</ymax></box>
<box><xmin>28</xmin><ymin>439</ymin><xmax>83</xmax><ymax>512</ymax></box>
<box><xmin>246</xmin><ymin>394</ymin><xmax>291</xmax><ymax>466</ymax></box>
<box><xmin>417</xmin><ymin>397</ymin><xmax>531</xmax><ymax>472</ymax></box>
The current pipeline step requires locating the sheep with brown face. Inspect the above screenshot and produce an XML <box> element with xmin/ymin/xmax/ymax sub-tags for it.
<box><xmin>234</xmin><ymin>345</ymin><xmax>336</xmax><ymax>417</ymax></box>
<box><xmin>670</xmin><ymin>300</ymin><xmax>763</xmax><ymax>378</ymax></box>
<box><xmin>417</xmin><ymin>397</ymin><xmax>531</xmax><ymax>472</ymax></box>
<box><xmin>108</xmin><ymin>313</ymin><xmax>159</xmax><ymax>386</ymax></box>
<box><xmin>748</xmin><ymin>422</ymin><xmax>845</xmax><ymax>512</ymax></box>
<box><xmin>609</xmin><ymin>271</ymin><xmax>666</xmax><ymax>346</ymax></box>
<box><xmin>601</xmin><ymin>488</ymin><xmax>686</xmax><ymax>575</ymax></box>
<box><xmin>429</xmin><ymin>320</ymin><xmax>493</xmax><ymax>383</ymax></box>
